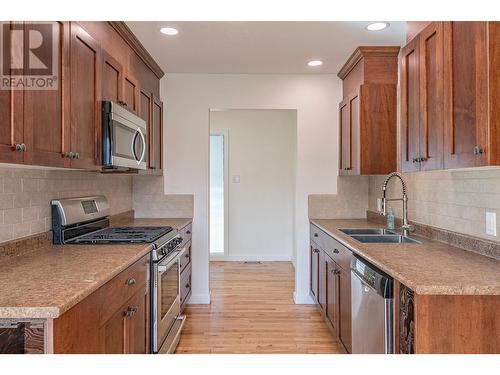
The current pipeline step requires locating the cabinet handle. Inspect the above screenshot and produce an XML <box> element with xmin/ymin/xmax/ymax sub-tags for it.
<box><xmin>334</xmin><ymin>269</ymin><xmax>340</xmax><ymax>275</ymax></box>
<box><xmin>65</xmin><ymin>151</ymin><xmax>75</xmax><ymax>159</ymax></box>
<box><xmin>313</xmin><ymin>248</ymin><xmax>320</xmax><ymax>253</ymax></box>
<box><xmin>15</xmin><ymin>143</ymin><xmax>26</xmax><ymax>152</ymax></box>
<box><xmin>314</xmin><ymin>233</ymin><xmax>318</xmax><ymax>237</ymax></box>
<box><xmin>344</xmin><ymin>167</ymin><xmax>352</xmax><ymax>171</ymax></box>
<box><xmin>185</xmin><ymin>253</ymin><xmax>190</xmax><ymax>258</ymax></box>
<box><xmin>473</xmin><ymin>146</ymin><xmax>485</xmax><ymax>155</ymax></box>
<box><xmin>186</xmin><ymin>230</ymin><xmax>191</xmax><ymax>235</ymax></box>
<box><xmin>185</xmin><ymin>283</ymin><xmax>190</xmax><ymax>289</ymax></box>
<box><xmin>75</xmin><ymin>152</ymin><xmax>80</xmax><ymax>159</ymax></box>
<box><xmin>333</xmin><ymin>248</ymin><xmax>339</xmax><ymax>254</ymax></box>
<box><xmin>125</xmin><ymin>306</ymin><xmax>138</xmax><ymax>317</ymax></box>
<box><xmin>126</xmin><ymin>277</ymin><xmax>136</xmax><ymax>286</ymax></box>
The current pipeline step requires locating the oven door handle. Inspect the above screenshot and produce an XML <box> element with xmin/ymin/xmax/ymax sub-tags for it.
<box><xmin>157</xmin><ymin>250</ymin><xmax>181</xmax><ymax>273</ymax></box>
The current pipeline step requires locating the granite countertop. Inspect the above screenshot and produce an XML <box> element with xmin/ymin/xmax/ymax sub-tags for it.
<box><xmin>311</xmin><ymin>219</ymin><xmax>500</xmax><ymax>296</ymax></box>
<box><xmin>0</xmin><ymin>218</ymin><xmax>192</xmax><ymax>319</ymax></box>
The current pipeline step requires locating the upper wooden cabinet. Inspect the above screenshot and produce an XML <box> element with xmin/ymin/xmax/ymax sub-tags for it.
<box><xmin>69</xmin><ymin>23</ymin><xmax>102</xmax><ymax>170</ymax></box>
<box><xmin>337</xmin><ymin>47</ymin><xmax>399</xmax><ymax>175</ymax></box>
<box><xmin>400</xmin><ymin>21</ymin><xmax>500</xmax><ymax>171</ymax></box>
<box><xmin>0</xmin><ymin>21</ymin><xmax>164</xmax><ymax>171</ymax></box>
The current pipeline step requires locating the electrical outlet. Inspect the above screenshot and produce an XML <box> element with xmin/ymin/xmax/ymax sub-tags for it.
<box><xmin>486</xmin><ymin>212</ymin><xmax>497</xmax><ymax>236</ymax></box>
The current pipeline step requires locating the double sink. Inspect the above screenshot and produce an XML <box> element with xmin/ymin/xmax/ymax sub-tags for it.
<box><xmin>339</xmin><ymin>228</ymin><xmax>422</xmax><ymax>244</ymax></box>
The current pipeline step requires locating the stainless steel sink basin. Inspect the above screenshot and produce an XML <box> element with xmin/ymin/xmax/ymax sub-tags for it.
<box><xmin>339</xmin><ymin>228</ymin><xmax>396</xmax><ymax>235</ymax></box>
<box><xmin>350</xmin><ymin>234</ymin><xmax>422</xmax><ymax>244</ymax></box>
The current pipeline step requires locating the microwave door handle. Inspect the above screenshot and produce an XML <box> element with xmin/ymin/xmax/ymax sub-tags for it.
<box><xmin>138</xmin><ymin>128</ymin><xmax>146</xmax><ymax>163</ymax></box>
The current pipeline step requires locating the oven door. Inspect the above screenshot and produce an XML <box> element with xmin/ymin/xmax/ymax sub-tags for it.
<box><xmin>154</xmin><ymin>250</ymin><xmax>181</xmax><ymax>352</ymax></box>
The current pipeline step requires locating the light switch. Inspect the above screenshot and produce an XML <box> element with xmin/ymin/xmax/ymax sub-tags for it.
<box><xmin>232</xmin><ymin>175</ymin><xmax>240</xmax><ymax>183</ymax></box>
<box><xmin>486</xmin><ymin>212</ymin><xmax>497</xmax><ymax>236</ymax></box>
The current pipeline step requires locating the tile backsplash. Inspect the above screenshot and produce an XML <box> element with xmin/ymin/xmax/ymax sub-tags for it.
<box><xmin>309</xmin><ymin>176</ymin><xmax>369</xmax><ymax>219</ymax></box>
<box><xmin>0</xmin><ymin>166</ymin><xmax>133</xmax><ymax>243</ymax></box>
<box><xmin>133</xmin><ymin>175</ymin><xmax>193</xmax><ymax>218</ymax></box>
<box><xmin>368</xmin><ymin>168</ymin><xmax>500</xmax><ymax>241</ymax></box>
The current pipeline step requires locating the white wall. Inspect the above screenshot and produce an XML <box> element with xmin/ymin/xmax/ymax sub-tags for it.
<box><xmin>210</xmin><ymin>109</ymin><xmax>297</xmax><ymax>261</ymax></box>
<box><xmin>162</xmin><ymin>74</ymin><xmax>341</xmax><ymax>304</ymax></box>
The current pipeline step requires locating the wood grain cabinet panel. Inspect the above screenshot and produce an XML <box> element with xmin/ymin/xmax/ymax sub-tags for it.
<box><xmin>0</xmin><ymin>22</ymin><xmax>25</xmax><ymax>164</ymax></box>
<box><xmin>399</xmin><ymin>36</ymin><xmax>421</xmax><ymax>172</ymax></box>
<box><xmin>338</xmin><ymin>47</ymin><xmax>399</xmax><ymax>175</ymax></box>
<box><xmin>338</xmin><ymin>265</ymin><xmax>352</xmax><ymax>353</ymax></box>
<box><xmin>150</xmin><ymin>95</ymin><xmax>163</xmax><ymax>173</ymax></box>
<box><xmin>23</xmin><ymin>21</ymin><xmax>70</xmax><ymax>168</ymax></box>
<box><xmin>310</xmin><ymin>244</ymin><xmax>319</xmax><ymax>303</ymax></box>
<box><xmin>325</xmin><ymin>258</ymin><xmax>339</xmax><ymax>332</ymax></box>
<box><xmin>418</xmin><ymin>22</ymin><xmax>444</xmax><ymax>171</ymax></box>
<box><xmin>443</xmin><ymin>21</ymin><xmax>489</xmax><ymax>168</ymax></box>
<box><xmin>123</xmin><ymin>71</ymin><xmax>139</xmax><ymax>114</ymax></box>
<box><xmin>69</xmin><ymin>23</ymin><xmax>101</xmax><ymax>170</ymax></box>
<box><xmin>101</xmin><ymin>51</ymin><xmax>123</xmax><ymax>103</ymax></box>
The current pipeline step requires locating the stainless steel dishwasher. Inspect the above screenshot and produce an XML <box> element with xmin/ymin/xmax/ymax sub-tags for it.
<box><xmin>351</xmin><ymin>256</ymin><xmax>394</xmax><ymax>354</ymax></box>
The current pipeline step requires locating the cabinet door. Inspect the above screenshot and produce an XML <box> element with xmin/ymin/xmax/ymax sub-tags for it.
<box><xmin>418</xmin><ymin>22</ymin><xmax>444</xmax><ymax>171</ymax></box>
<box><xmin>69</xmin><ymin>23</ymin><xmax>101</xmax><ymax>169</ymax></box>
<box><xmin>0</xmin><ymin>22</ymin><xmax>24</xmax><ymax>164</ymax></box>
<box><xmin>325</xmin><ymin>259</ymin><xmax>339</xmax><ymax>331</ymax></box>
<box><xmin>123</xmin><ymin>71</ymin><xmax>139</xmax><ymax>114</ymax></box>
<box><xmin>317</xmin><ymin>250</ymin><xmax>326</xmax><ymax>312</ymax></box>
<box><xmin>310</xmin><ymin>245</ymin><xmax>319</xmax><ymax>302</ymax></box>
<box><xmin>338</xmin><ymin>266</ymin><xmax>352</xmax><ymax>353</ymax></box>
<box><xmin>444</xmin><ymin>22</ymin><xmax>488</xmax><ymax>168</ymax></box>
<box><xmin>139</xmin><ymin>88</ymin><xmax>153</xmax><ymax>167</ymax></box>
<box><xmin>101</xmin><ymin>50</ymin><xmax>123</xmax><ymax>103</ymax></box>
<box><xmin>348</xmin><ymin>92</ymin><xmax>360</xmax><ymax>175</ymax></box>
<box><xmin>125</xmin><ymin>288</ymin><xmax>148</xmax><ymax>354</ymax></box>
<box><xmin>339</xmin><ymin>98</ymin><xmax>350</xmax><ymax>175</ymax></box>
<box><xmin>24</xmin><ymin>21</ymin><xmax>70</xmax><ymax>168</ymax></box>
<box><xmin>399</xmin><ymin>36</ymin><xmax>421</xmax><ymax>172</ymax></box>
<box><xmin>101</xmin><ymin>302</ymin><xmax>127</xmax><ymax>354</ymax></box>
<box><xmin>150</xmin><ymin>95</ymin><xmax>163</xmax><ymax>173</ymax></box>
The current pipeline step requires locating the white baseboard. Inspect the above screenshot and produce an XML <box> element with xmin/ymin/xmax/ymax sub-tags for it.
<box><xmin>186</xmin><ymin>293</ymin><xmax>211</xmax><ymax>305</ymax></box>
<box><xmin>209</xmin><ymin>254</ymin><xmax>291</xmax><ymax>262</ymax></box>
<box><xmin>293</xmin><ymin>291</ymin><xmax>315</xmax><ymax>304</ymax></box>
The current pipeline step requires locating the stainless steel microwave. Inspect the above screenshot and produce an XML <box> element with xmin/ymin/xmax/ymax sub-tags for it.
<box><xmin>102</xmin><ymin>101</ymin><xmax>147</xmax><ymax>170</ymax></box>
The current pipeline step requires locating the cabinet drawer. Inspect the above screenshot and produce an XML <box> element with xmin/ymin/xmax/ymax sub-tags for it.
<box><xmin>180</xmin><ymin>223</ymin><xmax>192</xmax><ymax>247</ymax></box>
<box><xmin>180</xmin><ymin>263</ymin><xmax>192</xmax><ymax>308</ymax></box>
<box><xmin>179</xmin><ymin>241</ymin><xmax>191</xmax><ymax>277</ymax></box>
<box><xmin>100</xmin><ymin>253</ymin><xmax>149</xmax><ymax>324</ymax></box>
<box><xmin>324</xmin><ymin>236</ymin><xmax>352</xmax><ymax>271</ymax></box>
<box><xmin>310</xmin><ymin>224</ymin><xmax>326</xmax><ymax>250</ymax></box>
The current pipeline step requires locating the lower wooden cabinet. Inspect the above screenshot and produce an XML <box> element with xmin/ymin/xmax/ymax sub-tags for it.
<box><xmin>180</xmin><ymin>240</ymin><xmax>192</xmax><ymax>311</ymax></box>
<box><xmin>53</xmin><ymin>253</ymin><xmax>150</xmax><ymax>354</ymax></box>
<box><xmin>395</xmin><ymin>281</ymin><xmax>500</xmax><ymax>354</ymax></box>
<box><xmin>310</xmin><ymin>224</ymin><xmax>352</xmax><ymax>353</ymax></box>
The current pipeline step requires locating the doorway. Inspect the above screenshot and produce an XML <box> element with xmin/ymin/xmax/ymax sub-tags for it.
<box><xmin>209</xmin><ymin>109</ymin><xmax>296</xmax><ymax>261</ymax></box>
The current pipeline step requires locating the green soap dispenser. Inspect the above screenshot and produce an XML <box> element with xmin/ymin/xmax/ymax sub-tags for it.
<box><xmin>387</xmin><ymin>207</ymin><xmax>395</xmax><ymax>230</ymax></box>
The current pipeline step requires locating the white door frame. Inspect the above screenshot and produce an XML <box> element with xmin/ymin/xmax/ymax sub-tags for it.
<box><xmin>209</xmin><ymin>129</ymin><xmax>229</xmax><ymax>260</ymax></box>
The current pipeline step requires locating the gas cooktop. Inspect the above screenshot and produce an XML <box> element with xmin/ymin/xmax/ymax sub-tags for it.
<box><xmin>70</xmin><ymin>226</ymin><xmax>174</xmax><ymax>244</ymax></box>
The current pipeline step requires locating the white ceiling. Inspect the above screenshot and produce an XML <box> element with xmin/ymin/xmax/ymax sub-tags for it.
<box><xmin>127</xmin><ymin>21</ymin><xmax>406</xmax><ymax>74</ymax></box>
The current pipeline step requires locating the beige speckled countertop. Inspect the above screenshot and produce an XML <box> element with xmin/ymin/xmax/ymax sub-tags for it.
<box><xmin>0</xmin><ymin>218</ymin><xmax>192</xmax><ymax>319</ymax></box>
<box><xmin>311</xmin><ymin>219</ymin><xmax>500</xmax><ymax>296</ymax></box>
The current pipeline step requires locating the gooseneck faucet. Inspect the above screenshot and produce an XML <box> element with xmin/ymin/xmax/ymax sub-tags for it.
<box><xmin>379</xmin><ymin>172</ymin><xmax>412</xmax><ymax>236</ymax></box>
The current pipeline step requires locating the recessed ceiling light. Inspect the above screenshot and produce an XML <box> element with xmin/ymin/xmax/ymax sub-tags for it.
<box><xmin>307</xmin><ymin>60</ymin><xmax>323</xmax><ymax>67</ymax></box>
<box><xmin>366</xmin><ymin>22</ymin><xmax>390</xmax><ymax>31</ymax></box>
<box><xmin>160</xmin><ymin>27</ymin><xmax>179</xmax><ymax>36</ymax></box>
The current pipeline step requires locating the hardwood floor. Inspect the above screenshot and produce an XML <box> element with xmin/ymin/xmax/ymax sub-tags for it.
<box><xmin>175</xmin><ymin>261</ymin><xmax>344</xmax><ymax>354</ymax></box>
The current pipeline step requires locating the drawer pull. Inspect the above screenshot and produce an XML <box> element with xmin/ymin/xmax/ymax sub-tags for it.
<box><xmin>185</xmin><ymin>283</ymin><xmax>190</xmax><ymax>289</ymax></box>
<box><xmin>186</xmin><ymin>230</ymin><xmax>191</xmax><ymax>235</ymax></box>
<box><xmin>333</xmin><ymin>249</ymin><xmax>339</xmax><ymax>254</ymax></box>
<box><xmin>126</xmin><ymin>278</ymin><xmax>137</xmax><ymax>286</ymax></box>
<box><xmin>185</xmin><ymin>253</ymin><xmax>190</xmax><ymax>258</ymax></box>
<box><xmin>125</xmin><ymin>306</ymin><xmax>138</xmax><ymax>317</ymax></box>
<box><xmin>313</xmin><ymin>248</ymin><xmax>320</xmax><ymax>253</ymax></box>
<box><xmin>314</xmin><ymin>233</ymin><xmax>318</xmax><ymax>237</ymax></box>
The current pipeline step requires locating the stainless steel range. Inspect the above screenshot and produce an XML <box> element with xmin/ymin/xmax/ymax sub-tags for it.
<box><xmin>51</xmin><ymin>195</ymin><xmax>186</xmax><ymax>354</ymax></box>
